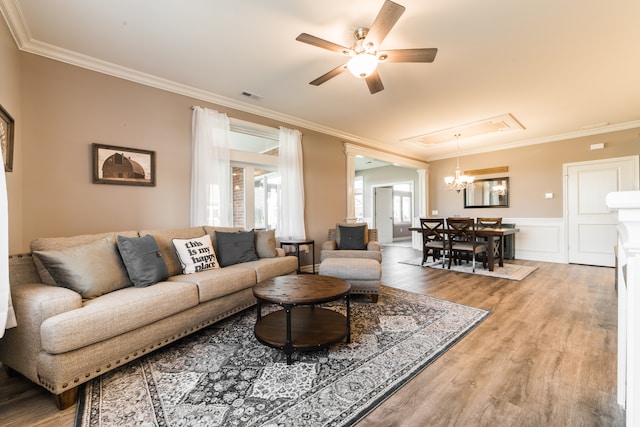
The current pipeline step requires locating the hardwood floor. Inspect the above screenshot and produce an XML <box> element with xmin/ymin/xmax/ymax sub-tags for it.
<box><xmin>0</xmin><ymin>245</ymin><xmax>624</xmax><ymax>426</ymax></box>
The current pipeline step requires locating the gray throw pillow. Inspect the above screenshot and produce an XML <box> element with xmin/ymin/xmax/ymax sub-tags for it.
<box><xmin>255</xmin><ymin>229</ymin><xmax>278</xmax><ymax>258</ymax></box>
<box><xmin>215</xmin><ymin>230</ymin><xmax>259</xmax><ymax>267</ymax></box>
<box><xmin>33</xmin><ymin>236</ymin><xmax>132</xmax><ymax>299</ymax></box>
<box><xmin>337</xmin><ymin>224</ymin><xmax>367</xmax><ymax>250</ymax></box>
<box><xmin>117</xmin><ymin>235</ymin><xmax>169</xmax><ymax>287</ymax></box>
<box><xmin>335</xmin><ymin>222</ymin><xmax>369</xmax><ymax>247</ymax></box>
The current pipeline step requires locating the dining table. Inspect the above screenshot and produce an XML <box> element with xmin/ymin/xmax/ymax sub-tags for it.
<box><xmin>408</xmin><ymin>225</ymin><xmax>519</xmax><ymax>272</ymax></box>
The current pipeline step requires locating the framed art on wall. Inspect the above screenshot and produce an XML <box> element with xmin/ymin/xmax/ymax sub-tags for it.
<box><xmin>0</xmin><ymin>104</ymin><xmax>14</xmax><ymax>173</ymax></box>
<box><xmin>92</xmin><ymin>143</ymin><xmax>156</xmax><ymax>186</ymax></box>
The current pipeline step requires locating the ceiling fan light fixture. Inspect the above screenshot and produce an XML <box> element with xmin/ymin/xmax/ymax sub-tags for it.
<box><xmin>347</xmin><ymin>53</ymin><xmax>378</xmax><ymax>78</ymax></box>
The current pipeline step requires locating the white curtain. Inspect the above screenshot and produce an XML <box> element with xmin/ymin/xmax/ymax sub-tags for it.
<box><xmin>277</xmin><ymin>127</ymin><xmax>306</xmax><ymax>240</ymax></box>
<box><xmin>191</xmin><ymin>107</ymin><xmax>232</xmax><ymax>227</ymax></box>
<box><xmin>1</xmin><ymin>157</ymin><xmax>17</xmax><ymax>337</ymax></box>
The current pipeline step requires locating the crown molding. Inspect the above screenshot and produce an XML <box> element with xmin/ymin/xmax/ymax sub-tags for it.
<box><xmin>344</xmin><ymin>143</ymin><xmax>429</xmax><ymax>170</ymax></box>
<box><xmin>425</xmin><ymin>120</ymin><xmax>640</xmax><ymax>162</ymax></box>
<box><xmin>3</xmin><ymin>0</ymin><xmax>636</xmax><ymax>166</ymax></box>
<box><xmin>0</xmin><ymin>0</ymin><xmax>395</xmax><ymax>154</ymax></box>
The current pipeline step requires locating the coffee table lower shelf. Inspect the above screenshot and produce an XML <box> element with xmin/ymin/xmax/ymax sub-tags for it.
<box><xmin>254</xmin><ymin>306</ymin><xmax>349</xmax><ymax>364</ymax></box>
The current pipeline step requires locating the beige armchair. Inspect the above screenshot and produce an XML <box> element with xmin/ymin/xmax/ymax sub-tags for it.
<box><xmin>319</xmin><ymin>224</ymin><xmax>382</xmax><ymax>302</ymax></box>
<box><xmin>320</xmin><ymin>226</ymin><xmax>382</xmax><ymax>262</ymax></box>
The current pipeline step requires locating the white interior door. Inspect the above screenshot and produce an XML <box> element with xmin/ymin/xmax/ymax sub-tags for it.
<box><xmin>566</xmin><ymin>156</ymin><xmax>639</xmax><ymax>266</ymax></box>
<box><xmin>375</xmin><ymin>187</ymin><xmax>393</xmax><ymax>244</ymax></box>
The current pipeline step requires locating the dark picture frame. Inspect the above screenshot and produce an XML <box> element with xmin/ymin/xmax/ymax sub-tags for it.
<box><xmin>464</xmin><ymin>177</ymin><xmax>509</xmax><ymax>208</ymax></box>
<box><xmin>0</xmin><ymin>104</ymin><xmax>15</xmax><ymax>172</ymax></box>
<box><xmin>92</xmin><ymin>143</ymin><xmax>156</xmax><ymax>186</ymax></box>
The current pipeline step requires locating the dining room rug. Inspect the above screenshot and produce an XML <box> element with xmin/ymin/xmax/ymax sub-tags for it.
<box><xmin>74</xmin><ymin>285</ymin><xmax>489</xmax><ymax>427</ymax></box>
<box><xmin>399</xmin><ymin>257</ymin><xmax>537</xmax><ymax>281</ymax></box>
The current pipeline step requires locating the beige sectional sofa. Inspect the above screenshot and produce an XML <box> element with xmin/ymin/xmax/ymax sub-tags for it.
<box><xmin>0</xmin><ymin>226</ymin><xmax>298</xmax><ymax>409</ymax></box>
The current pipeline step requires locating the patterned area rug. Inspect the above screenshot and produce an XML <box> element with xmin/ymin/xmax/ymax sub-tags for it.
<box><xmin>400</xmin><ymin>257</ymin><xmax>537</xmax><ymax>280</ymax></box>
<box><xmin>75</xmin><ymin>286</ymin><xmax>489</xmax><ymax>427</ymax></box>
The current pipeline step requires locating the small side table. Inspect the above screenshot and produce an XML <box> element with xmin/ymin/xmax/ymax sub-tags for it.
<box><xmin>280</xmin><ymin>239</ymin><xmax>315</xmax><ymax>274</ymax></box>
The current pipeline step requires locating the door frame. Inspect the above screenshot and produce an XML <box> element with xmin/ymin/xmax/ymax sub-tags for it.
<box><xmin>373</xmin><ymin>185</ymin><xmax>394</xmax><ymax>244</ymax></box>
<box><xmin>562</xmin><ymin>155</ymin><xmax>639</xmax><ymax>263</ymax></box>
<box><xmin>372</xmin><ymin>181</ymin><xmax>415</xmax><ymax>243</ymax></box>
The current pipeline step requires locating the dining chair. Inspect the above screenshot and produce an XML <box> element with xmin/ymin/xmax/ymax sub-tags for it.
<box><xmin>477</xmin><ymin>217</ymin><xmax>502</xmax><ymax>228</ymax></box>
<box><xmin>446</xmin><ymin>217</ymin><xmax>487</xmax><ymax>272</ymax></box>
<box><xmin>477</xmin><ymin>217</ymin><xmax>503</xmax><ymax>262</ymax></box>
<box><xmin>419</xmin><ymin>218</ymin><xmax>447</xmax><ymax>266</ymax></box>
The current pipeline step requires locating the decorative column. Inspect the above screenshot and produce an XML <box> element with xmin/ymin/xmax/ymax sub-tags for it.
<box><xmin>606</xmin><ymin>190</ymin><xmax>640</xmax><ymax>425</ymax></box>
<box><xmin>413</xmin><ymin>169</ymin><xmax>427</xmax><ymax>249</ymax></box>
<box><xmin>345</xmin><ymin>151</ymin><xmax>357</xmax><ymax>223</ymax></box>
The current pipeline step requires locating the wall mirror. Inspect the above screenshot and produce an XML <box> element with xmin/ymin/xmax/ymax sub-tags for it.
<box><xmin>464</xmin><ymin>177</ymin><xmax>509</xmax><ymax>208</ymax></box>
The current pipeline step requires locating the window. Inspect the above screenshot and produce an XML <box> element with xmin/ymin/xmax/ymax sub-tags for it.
<box><xmin>228</xmin><ymin>120</ymin><xmax>280</xmax><ymax>229</ymax></box>
<box><xmin>392</xmin><ymin>183</ymin><xmax>412</xmax><ymax>223</ymax></box>
<box><xmin>254</xmin><ymin>172</ymin><xmax>280</xmax><ymax>230</ymax></box>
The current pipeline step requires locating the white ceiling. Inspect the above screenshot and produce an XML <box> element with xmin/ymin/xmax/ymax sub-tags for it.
<box><xmin>2</xmin><ymin>0</ymin><xmax>639</xmax><ymax>161</ymax></box>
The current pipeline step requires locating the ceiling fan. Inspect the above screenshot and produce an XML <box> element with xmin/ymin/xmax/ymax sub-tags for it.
<box><xmin>296</xmin><ymin>0</ymin><xmax>438</xmax><ymax>94</ymax></box>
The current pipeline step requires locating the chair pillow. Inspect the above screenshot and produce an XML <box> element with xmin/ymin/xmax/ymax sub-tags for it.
<box><xmin>215</xmin><ymin>230</ymin><xmax>259</xmax><ymax>267</ymax></box>
<box><xmin>255</xmin><ymin>229</ymin><xmax>278</xmax><ymax>258</ymax></box>
<box><xmin>172</xmin><ymin>234</ymin><xmax>220</xmax><ymax>274</ymax></box>
<box><xmin>337</xmin><ymin>224</ymin><xmax>367</xmax><ymax>250</ymax></box>
<box><xmin>335</xmin><ymin>222</ymin><xmax>369</xmax><ymax>248</ymax></box>
<box><xmin>117</xmin><ymin>235</ymin><xmax>169</xmax><ymax>287</ymax></box>
<box><xmin>33</xmin><ymin>236</ymin><xmax>132</xmax><ymax>299</ymax></box>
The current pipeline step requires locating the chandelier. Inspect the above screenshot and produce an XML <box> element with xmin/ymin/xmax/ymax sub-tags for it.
<box><xmin>444</xmin><ymin>134</ymin><xmax>474</xmax><ymax>193</ymax></box>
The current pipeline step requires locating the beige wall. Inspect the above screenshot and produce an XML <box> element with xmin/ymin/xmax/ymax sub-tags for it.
<box><xmin>15</xmin><ymin>52</ymin><xmax>347</xmax><ymax>262</ymax></box>
<box><xmin>0</xmin><ymin>18</ymin><xmax>22</xmax><ymax>252</ymax></box>
<box><xmin>428</xmin><ymin>129</ymin><xmax>640</xmax><ymax>218</ymax></box>
<box><xmin>4</xmin><ymin>17</ymin><xmax>639</xmax><ymax>262</ymax></box>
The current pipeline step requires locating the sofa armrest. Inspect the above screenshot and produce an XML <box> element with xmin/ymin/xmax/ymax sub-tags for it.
<box><xmin>322</xmin><ymin>240</ymin><xmax>337</xmax><ymax>251</ymax></box>
<box><xmin>12</xmin><ymin>282</ymin><xmax>83</xmax><ymax>324</ymax></box>
<box><xmin>367</xmin><ymin>241</ymin><xmax>381</xmax><ymax>251</ymax></box>
<box><xmin>0</xmin><ymin>283</ymin><xmax>82</xmax><ymax>383</ymax></box>
<box><xmin>275</xmin><ymin>247</ymin><xmax>286</xmax><ymax>257</ymax></box>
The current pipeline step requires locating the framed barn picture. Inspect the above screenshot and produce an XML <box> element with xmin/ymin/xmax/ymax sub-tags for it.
<box><xmin>0</xmin><ymin>104</ymin><xmax>14</xmax><ymax>172</ymax></box>
<box><xmin>92</xmin><ymin>143</ymin><xmax>156</xmax><ymax>186</ymax></box>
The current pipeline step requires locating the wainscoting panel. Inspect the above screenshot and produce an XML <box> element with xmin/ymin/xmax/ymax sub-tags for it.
<box><xmin>504</xmin><ymin>218</ymin><xmax>565</xmax><ymax>263</ymax></box>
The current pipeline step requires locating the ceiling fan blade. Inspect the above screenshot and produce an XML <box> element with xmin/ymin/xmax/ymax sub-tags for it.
<box><xmin>296</xmin><ymin>33</ymin><xmax>350</xmax><ymax>54</ymax></box>
<box><xmin>365</xmin><ymin>0</ymin><xmax>406</xmax><ymax>47</ymax></box>
<box><xmin>309</xmin><ymin>64</ymin><xmax>348</xmax><ymax>86</ymax></box>
<box><xmin>378</xmin><ymin>48</ymin><xmax>438</xmax><ymax>63</ymax></box>
<box><xmin>365</xmin><ymin>70</ymin><xmax>384</xmax><ymax>94</ymax></box>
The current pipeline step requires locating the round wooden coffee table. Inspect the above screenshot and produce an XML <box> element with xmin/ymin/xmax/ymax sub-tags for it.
<box><xmin>253</xmin><ymin>275</ymin><xmax>351</xmax><ymax>364</ymax></box>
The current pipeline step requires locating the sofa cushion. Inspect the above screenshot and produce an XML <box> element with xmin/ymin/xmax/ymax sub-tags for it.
<box><xmin>215</xmin><ymin>230</ymin><xmax>259</xmax><ymax>267</ymax></box>
<box><xmin>40</xmin><ymin>281</ymin><xmax>199</xmax><ymax>354</ymax></box>
<box><xmin>226</xmin><ymin>256</ymin><xmax>298</xmax><ymax>283</ymax></box>
<box><xmin>31</xmin><ymin>230</ymin><xmax>139</xmax><ymax>286</ymax></box>
<box><xmin>172</xmin><ymin>234</ymin><xmax>220</xmax><ymax>274</ymax></box>
<box><xmin>169</xmin><ymin>267</ymin><xmax>256</xmax><ymax>303</ymax></box>
<box><xmin>117</xmin><ymin>235</ymin><xmax>169</xmax><ymax>287</ymax></box>
<box><xmin>139</xmin><ymin>227</ymin><xmax>206</xmax><ymax>277</ymax></box>
<box><xmin>255</xmin><ymin>229</ymin><xmax>278</xmax><ymax>258</ymax></box>
<box><xmin>320</xmin><ymin>249</ymin><xmax>383</xmax><ymax>263</ymax></box>
<box><xmin>335</xmin><ymin>223</ymin><xmax>369</xmax><ymax>248</ymax></box>
<box><xmin>337</xmin><ymin>224</ymin><xmax>367</xmax><ymax>250</ymax></box>
<box><xmin>33</xmin><ymin>236</ymin><xmax>132</xmax><ymax>299</ymax></box>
